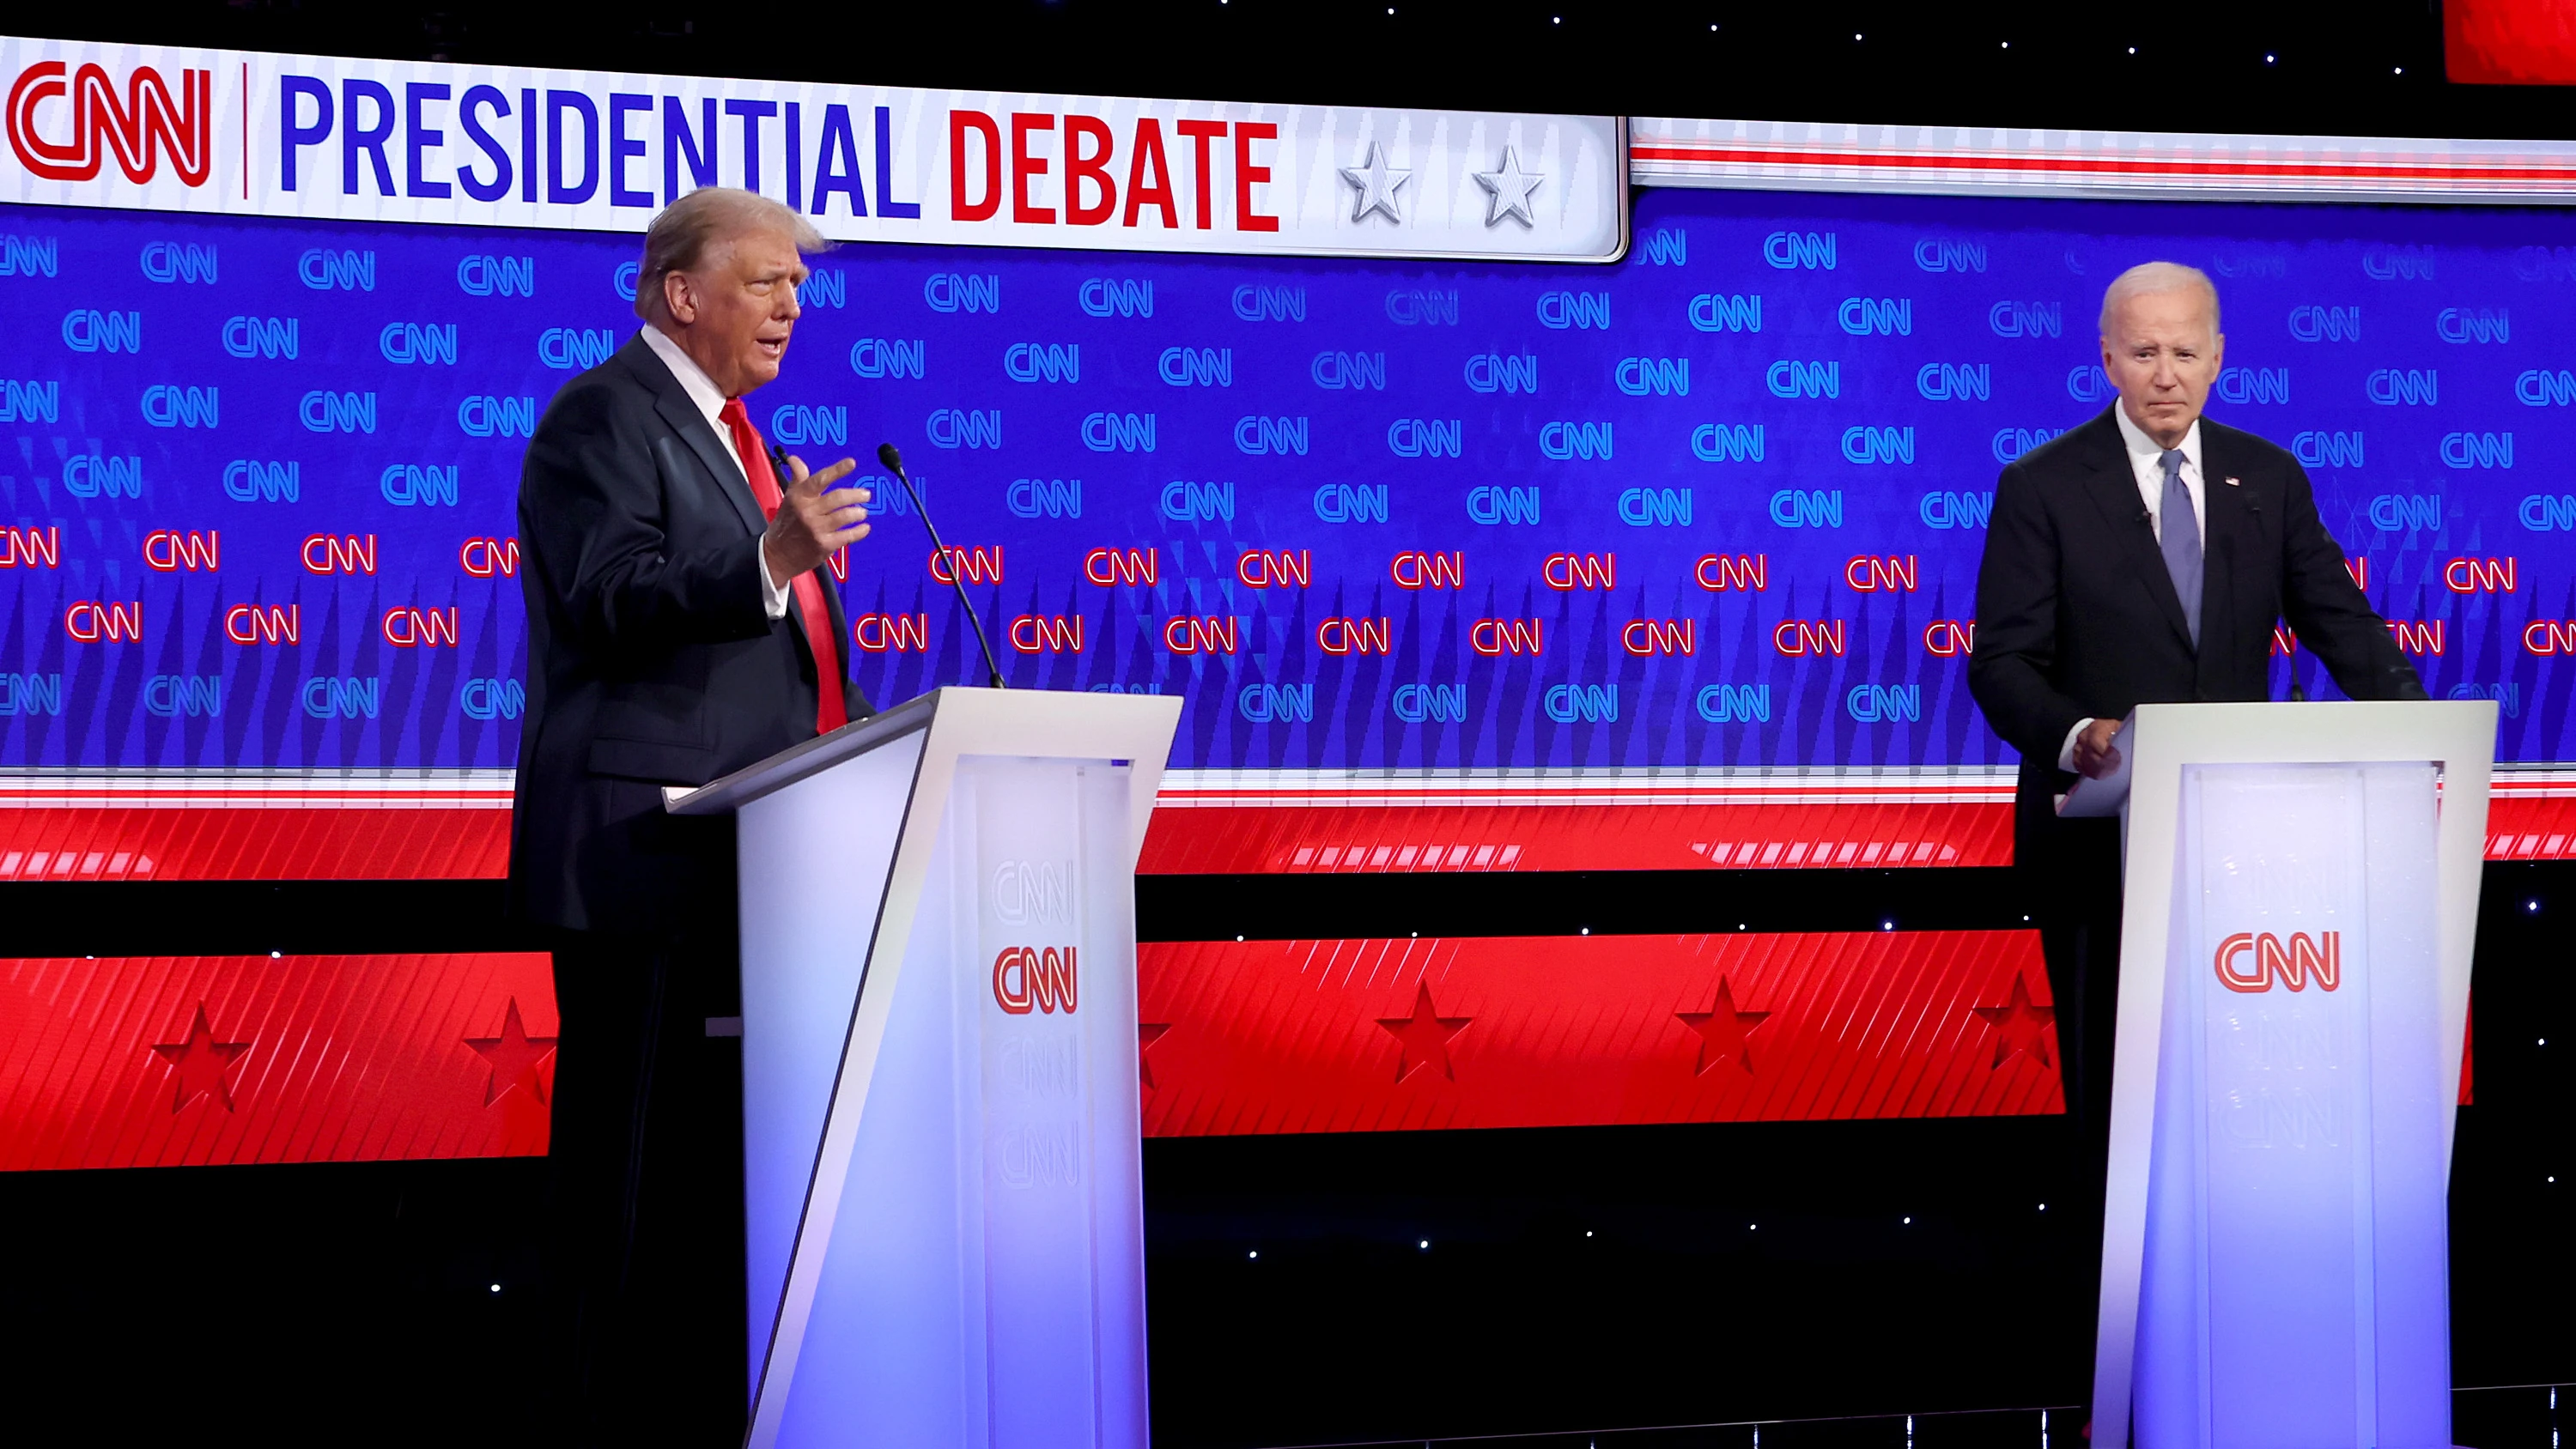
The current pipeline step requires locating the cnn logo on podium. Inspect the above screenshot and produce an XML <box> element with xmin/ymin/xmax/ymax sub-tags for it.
<box><xmin>993</xmin><ymin>946</ymin><xmax>1078</xmax><ymax>1015</ymax></box>
<box><xmin>2215</xmin><ymin>931</ymin><xmax>2342</xmax><ymax>994</ymax></box>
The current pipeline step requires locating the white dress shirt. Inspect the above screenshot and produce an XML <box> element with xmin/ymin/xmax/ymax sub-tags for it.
<box><xmin>638</xmin><ymin>325</ymin><xmax>792</xmax><ymax>620</ymax></box>
<box><xmin>2057</xmin><ymin>407</ymin><xmax>2208</xmax><ymax>771</ymax></box>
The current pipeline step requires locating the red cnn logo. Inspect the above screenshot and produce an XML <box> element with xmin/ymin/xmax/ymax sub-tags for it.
<box><xmin>7</xmin><ymin>63</ymin><xmax>212</xmax><ymax>185</ymax></box>
<box><xmin>992</xmin><ymin>946</ymin><xmax>1078</xmax><ymax>1015</ymax></box>
<box><xmin>2215</xmin><ymin>931</ymin><xmax>2342</xmax><ymax>993</ymax></box>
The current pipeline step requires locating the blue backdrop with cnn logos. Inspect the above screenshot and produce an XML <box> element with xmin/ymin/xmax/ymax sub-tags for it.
<box><xmin>2</xmin><ymin>187</ymin><xmax>2567</xmax><ymax>774</ymax></box>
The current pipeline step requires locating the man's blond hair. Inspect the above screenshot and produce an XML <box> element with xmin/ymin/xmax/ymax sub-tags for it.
<box><xmin>632</xmin><ymin>187</ymin><xmax>828</xmax><ymax>323</ymax></box>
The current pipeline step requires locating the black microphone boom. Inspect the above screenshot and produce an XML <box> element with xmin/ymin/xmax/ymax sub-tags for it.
<box><xmin>878</xmin><ymin>442</ymin><xmax>1005</xmax><ymax>689</ymax></box>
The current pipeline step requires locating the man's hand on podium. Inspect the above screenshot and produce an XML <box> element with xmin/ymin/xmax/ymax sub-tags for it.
<box><xmin>2072</xmin><ymin>717</ymin><xmax>2123</xmax><ymax>779</ymax></box>
<box><xmin>762</xmin><ymin>454</ymin><xmax>872</xmax><ymax>583</ymax></box>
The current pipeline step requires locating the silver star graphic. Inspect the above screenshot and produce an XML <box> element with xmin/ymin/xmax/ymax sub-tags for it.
<box><xmin>1473</xmin><ymin>146</ymin><xmax>1544</xmax><ymax>228</ymax></box>
<box><xmin>1339</xmin><ymin>142</ymin><xmax>1412</xmax><ymax>225</ymax></box>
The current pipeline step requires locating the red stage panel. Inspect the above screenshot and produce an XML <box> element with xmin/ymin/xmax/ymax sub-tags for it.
<box><xmin>1135</xmin><ymin>931</ymin><xmax>2064</xmax><ymax>1136</ymax></box>
<box><xmin>0</xmin><ymin>954</ymin><xmax>556</xmax><ymax>1171</ymax></box>
<box><xmin>0</xmin><ymin>808</ymin><xmax>512</xmax><ymax>881</ymax></box>
<box><xmin>2448</xmin><ymin>0</ymin><xmax>2576</xmax><ymax>84</ymax></box>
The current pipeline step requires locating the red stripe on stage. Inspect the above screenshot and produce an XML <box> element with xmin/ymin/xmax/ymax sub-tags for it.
<box><xmin>1134</xmin><ymin>931</ymin><xmax>2064</xmax><ymax>1136</ymax></box>
<box><xmin>0</xmin><ymin>791</ymin><xmax>2567</xmax><ymax>881</ymax></box>
<box><xmin>0</xmin><ymin>954</ymin><xmax>556</xmax><ymax>1171</ymax></box>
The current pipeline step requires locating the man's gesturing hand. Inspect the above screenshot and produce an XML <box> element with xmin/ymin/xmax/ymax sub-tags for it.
<box><xmin>761</xmin><ymin>454</ymin><xmax>871</xmax><ymax>585</ymax></box>
<box><xmin>2072</xmin><ymin>717</ymin><xmax>2123</xmax><ymax>779</ymax></box>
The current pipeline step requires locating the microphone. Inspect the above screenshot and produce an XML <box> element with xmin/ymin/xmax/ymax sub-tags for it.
<box><xmin>878</xmin><ymin>443</ymin><xmax>1005</xmax><ymax>689</ymax></box>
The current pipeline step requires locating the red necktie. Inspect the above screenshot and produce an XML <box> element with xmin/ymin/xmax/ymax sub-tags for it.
<box><xmin>719</xmin><ymin>397</ymin><xmax>848</xmax><ymax>734</ymax></box>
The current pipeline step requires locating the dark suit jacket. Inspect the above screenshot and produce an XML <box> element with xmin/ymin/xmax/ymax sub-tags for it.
<box><xmin>1970</xmin><ymin>407</ymin><xmax>2425</xmax><ymax>854</ymax></box>
<box><xmin>507</xmin><ymin>334</ymin><xmax>869</xmax><ymax>934</ymax></box>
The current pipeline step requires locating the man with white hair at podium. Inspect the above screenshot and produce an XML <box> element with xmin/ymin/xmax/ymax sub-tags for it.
<box><xmin>1968</xmin><ymin>259</ymin><xmax>2425</xmax><ymax>1420</ymax></box>
<box><xmin>508</xmin><ymin>186</ymin><xmax>875</xmax><ymax>1444</ymax></box>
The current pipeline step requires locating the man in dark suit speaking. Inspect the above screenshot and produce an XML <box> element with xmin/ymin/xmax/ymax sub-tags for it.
<box><xmin>1970</xmin><ymin>261</ymin><xmax>2423</xmax><ymax>1413</ymax></box>
<box><xmin>508</xmin><ymin>186</ymin><xmax>874</xmax><ymax>1441</ymax></box>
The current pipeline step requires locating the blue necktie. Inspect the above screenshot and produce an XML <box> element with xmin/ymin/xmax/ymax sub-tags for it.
<box><xmin>2160</xmin><ymin>448</ymin><xmax>2202</xmax><ymax>648</ymax></box>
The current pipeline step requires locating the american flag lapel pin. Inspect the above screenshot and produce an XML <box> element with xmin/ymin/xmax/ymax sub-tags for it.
<box><xmin>2225</xmin><ymin>476</ymin><xmax>2241</xmax><ymax>487</ymax></box>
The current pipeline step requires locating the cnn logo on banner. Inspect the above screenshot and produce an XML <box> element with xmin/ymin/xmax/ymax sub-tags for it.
<box><xmin>7</xmin><ymin>62</ymin><xmax>212</xmax><ymax>185</ymax></box>
<box><xmin>992</xmin><ymin>946</ymin><xmax>1078</xmax><ymax>1016</ymax></box>
<box><xmin>2215</xmin><ymin>931</ymin><xmax>2342</xmax><ymax>993</ymax></box>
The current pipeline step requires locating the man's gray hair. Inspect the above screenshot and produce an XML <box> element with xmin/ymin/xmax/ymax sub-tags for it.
<box><xmin>633</xmin><ymin>186</ymin><xmax>829</xmax><ymax>323</ymax></box>
<box><xmin>2099</xmin><ymin>261</ymin><xmax>2221</xmax><ymax>340</ymax></box>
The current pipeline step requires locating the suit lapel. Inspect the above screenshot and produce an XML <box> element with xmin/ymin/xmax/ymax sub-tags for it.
<box><xmin>2196</xmin><ymin>424</ymin><xmax>2257</xmax><ymax>669</ymax></box>
<box><xmin>2075</xmin><ymin>409</ymin><xmax>2196</xmax><ymax>651</ymax></box>
<box><xmin>619</xmin><ymin>336</ymin><xmax>769</xmax><ymax>540</ymax></box>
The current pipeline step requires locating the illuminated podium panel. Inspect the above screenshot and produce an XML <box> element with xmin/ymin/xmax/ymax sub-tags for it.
<box><xmin>670</xmin><ymin>688</ymin><xmax>1181</xmax><ymax>1449</ymax></box>
<box><xmin>2084</xmin><ymin>702</ymin><xmax>2493</xmax><ymax>1449</ymax></box>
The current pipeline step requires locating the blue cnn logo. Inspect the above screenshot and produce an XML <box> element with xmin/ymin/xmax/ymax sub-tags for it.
<box><xmin>1921</xmin><ymin>492</ymin><xmax>1994</xmax><ymax>529</ymax></box>
<box><xmin>2367</xmin><ymin>370</ymin><xmax>2439</xmax><ymax>405</ymax></box>
<box><xmin>2068</xmin><ymin>365</ymin><xmax>2113</xmax><ymax>403</ymax></box>
<box><xmin>380</xmin><ymin>323</ymin><xmax>458</xmax><ymax>366</ymax></box>
<box><xmin>1233</xmin><ymin>285</ymin><xmax>1306</xmax><ymax>321</ymax></box>
<box><xmin>1841</xmin><ymin>427</ymin><xmax>1915</xmax><ymax>464</ymax></box>
<box><xmin>1766</xmin><ymin>361</ymin><xmax>1838</xmax><ymax>399</ymax></box>
<box><xmin>1384</xmin><ymin>289</ymin><xmax>1458</xmax><ymax>324</ymax></box>
<box><xmin>1238</xmin><ymin>683</ymin><xmax>1313</xmax><ymax>723</ymax></box>
<box><xmin>1469</xmin><ymin>486</ymin><xmax>1541</xmax><ymax>524</ymax></box>
<box><xmin>456</xmin><ymin>396</ymin><xmax>535</xmax><ymax>438</ymax></box>
<box><xmin>302</xmin><ymin>391</ymin><xmax>378</xmax><ymax>433</ymax></box>
<box><xmin>139</xmin><ymin>242</ymin><xmax>216</xmax><ymax>283</ymax></box>
<box><xmin>1392</xmin><ymin>683</ymin><xmax>1467</xmax><ymax>723</ymax></box>
<box><xmin>928</xmin><ymin>409</ymin><xmax>1003</xmax><ymax>449</ymax></box>
<box><xmin>1989</xmin><ymin>301</ymin><xmax>2061</xmax><ymax>338</ymax></box>
<box><xmin>2517</xmin><ymin>369</ymin><xmax>2576</xmax><ymax>406</ymax></box>
<box><xmin>1234</xmin><ymin>416</ymin><xmax>1308</xmax><ymax>455</ymax></box>
<box><xmin>2437</xmin><ymin>307</ymin><xmax>2508</xmax><ymax>343</ymax></box>
<box><xmin>2295</xmin><ymin>431</ymin><xmax>2365</xmax><ymax>467</ymax></box>
<box><xmin>0</xmin><ymin>379</ymin><xmax>56</xmax><ymax>423</ymax></box>
<box><xmin>1544</xmin><ymin>684</ymin><xmax>1618</xmax><ymax>723</ymax></box>
<box><xmin>1696</xmin><ymin>684</ymin><xmax>1771</xmax><ymax>724</ymax></box>
<box><xmin>62</xmin><ymin>310</ymin><xmax>141</xmax><ymax>353</ymax></box>
<box><xmin>1162</xmin><ymin>348</ymin><xmax>1234</xmax><ymax>387</ymax></box>
<box><xmin>1619</xmin><ymin>488</ymin><xmax>1692</xmax><ymax>526</ymax></box>
<box><xmin>925</xmin><ymin>273</ymin><xmax>1000</xmax><ymax>312</ymax></box>
<box><xmin>457</xmin><ymin>255</ymin><xmax>535</xmax><ymax>296</ymax></box>
<box><xmin>1314</xmin><ymin>484</ymin><xmax>1388</xmax><ymax>524</ymax></box>
<box><xmin>539</xmin><ymin>328</ymin><xmax>615</xmax><ymax>369</ymax></box>
<box><xmin>770</xmin><ymin>406</ymin><xmax>848</xmax><ymax>446</ymax></box>
<box><xmin>1637</xmin><ymin>228</ymin><xmax>1687</xmax><ymax>265</ymax></box>
<box><xmin>2368</xmin><ymin>494</ymin><xmax>2441</xmax><ymax>531</ymax></box>
<box><xmin>1008</xmin><ymin>478</ymin><xmax>1081</xmax><ymax>519</ymax></box>
<box><xmin>2441</xmin><ymin>433</ymin><xmax>2512</xmax><ymax>469</ymax></box>
<box><xmin>1467</xmin><ymin>353</ymin><xmax>1540</xmax><ymax>394</ymax></box>
<box><xmin>1078</xmin><ymin>278</ymin><xmax>1151</xmax><ymax>317</ymax></box>
<box><xmin>1540</xmin><ymin>422</ymin><xmax>1613</xmax><ymax>460</ymax></box>
<box><xmin>381</xmin><ymin>465</ymin><xmax>460</xmax><ymax>506</ymax></box>
<box><xmin>141</xmin><ymin>385</ymin><xmax>217</xmax><ymax>428</ymax></box>
<box><xmin>1847</xmin><ymin>684</ymin><xmax>1922</xmax><ymax>723</ymax></box>
<box><xmin>64</xmin><ymin>455</ymin><xmax>143</xmax><ymax>499</ymax></box>
<box><xmin>143</xmin><ymin>676</ymin><xmax>221</xmax><ymax>718</ymax></box>
<box><xmin>223</xmin><ymin>461</ymin><xmax>299</xmax><ymax>502</ymax></box>
<box><xmin>1614</xmin><ymin>357</ymin><xmax>1686</xmax><ymax>396</ymax></box>
<box><xmin>1917</xmin><ymin>363</ymin><xmax>1990</xmax><ymax>401</ymax></box>
<box><xmin>1388</xmin><ymin>419</ymin><xmax>1463</xmax><ymax>458</ymax></box>
<box><xmin>1160</xmin><ymin>481</ymin><xmax>1235</xmax><ymax>523</ymax></box>
<box><xmin>460</xmin><ymin>678</ymin><xmax>526</xmax><ymax>719</ymax></box>
<box><xmin>1994</xmin><ymin>427</ymin><xmax>2063</xmax><ymax>464</ymax></box>
<box><xmin>1688</xmin><ymin>294</ymin><xmax>1762</xmax><ymax>332</ymax></box>
<box><xmin>1914</xmin><ymin>238</ymin><xmax>1987</xmax><ymax>272</ymax></box>
<box><xmin>1763</xmin><ymin>231</ymin><xmax>1836</xmax><ymax>270</ymax></box>
<box><xmin>1771</xmin><ymin>490</ymin><xmax>1844</xmax><ymax>528</ymax></box>
<box><xmin>303</xmin><ymin>677</ymin><xmax>380</xmax><ymax>719</ymax></box>
<box><xmin>1313</xmin><ymin>351</ymin><xmax>1387</xmax><ymax>390</ymax></box>
<box><xmin>2289</xmin><ymin>306</ymin><xmax>2362</xmax><ymax>342</ymax></box>
<box><xmin>1080</xmin><ymin>412</ymin><xmax>1153</xmax><ymax>452</ymax></box>
<box><xmin>1692</xmin><ymin>424</ymin><xmax>1763</xmax><ymax>463</ymax></box>
<box><xmin>1005</xmin><ymin>343</ymin><xmax>1079</xmax><ymax>383</ymax></box>
<box><xmin>2521</xmin><ymin>495</ymin><xmax>2576</xmax><ymax>531</ymax></box>
<box><xmin>0</xmin><ymin>234</ymin><xmax>59</xmax><ymax>276</ymax></box>
<box><xmin>2216</xmin><ymin>367</ymin><xmax>2289</xmax><ymax>404</ymax></box>
<box><xmin>298</xmin><ymin>249</ymin><xmax>375</xmax><ymax>290</ymax></box>
<box><xmin>1536</xmin><ymin>292</ymin><xmax>1611</xmax><ymax>329</ymax></box>
<box><xmin>222</xmin><ymin>317</ymin><xmax>298</xmax><ymax>360</ymax></box>
<box><xmin>1838</xmin><ymin>298</ymin><xmax>1912</xmax><ymax>336</ymax></box>
<box><xmin>850</xmin><ymin>338</ymin><xmax>926</xmax><ymax>379</ymax></box>
<box><xmin>0</xmin><ymin>673</ymin><xmax>65</xmax><ymax>716</ymax></box>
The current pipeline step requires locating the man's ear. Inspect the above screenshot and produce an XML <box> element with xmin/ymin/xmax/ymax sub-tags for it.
<box><xmin>661</xmin><ymin>270</ymin><xmax>697</xmax><ymax>325</ymax></box>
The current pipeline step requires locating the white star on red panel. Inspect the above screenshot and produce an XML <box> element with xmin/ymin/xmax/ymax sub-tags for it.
<box><xmin>150</xmin><ymin>1003</ymin><xmax>251</xmax><ymax>1113</ymax></box>
<box><xmin>1376</xmin><ymin>982</ymin><xmax>1472</xmax><ymax>1083</ymax></box>
<box><xmin>1972</xmin><ymin>972</ymin><xmax>2057</xmax><ymax>1070</ymax></box>
<box><xmin>465</xmin><ymin>997</ymin><xmax>559</xmax><ymax>1106</ymax></box>
<box><xmin>1678</xmin><ymin>977</ymin><xmax>1771</xmax><ymax>1076</ymax></box>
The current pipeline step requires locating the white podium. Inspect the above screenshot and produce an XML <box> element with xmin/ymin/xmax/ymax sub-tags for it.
<box><xmin>2082</xmin><ymin>701</ymin><xmax>2494</xmax><ymax>1448</ymax></box>
<box><xmin>669</xmin><ymin>688</ymin><xmax>1182</xmax><ymax>1449</ymax></box>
